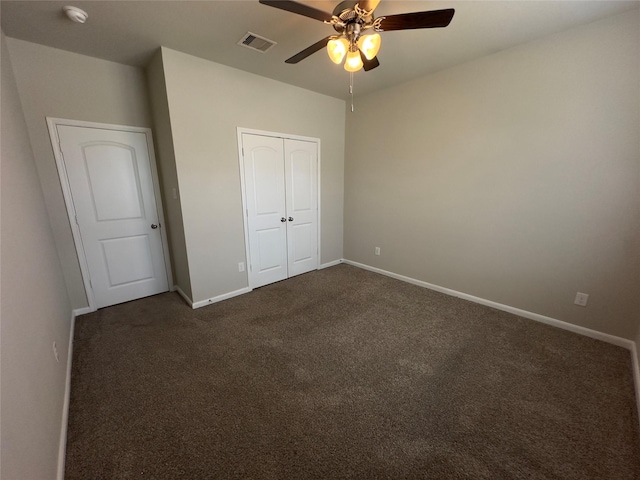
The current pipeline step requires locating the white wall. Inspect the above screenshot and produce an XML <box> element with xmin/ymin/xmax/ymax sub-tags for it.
<box><xmin>6</xmin><ymin>38</ymin><xmax>155</xmax><ymax>310</ymax></box>
<box><xmin>344</xmin><ymin>11</ymin><xmax>640</xmax><ymax>339</ymax></box>
<box><xmin>146</xmin><ymin>50</ymin><xmax>192</xmax><ymax>299</ymax></box>
<box><xmin>1</xmin><ymin>32</ymin><xmax>72</xmax><ymax>479</ymax></box>
<box><xmin>159</xmin><ymin>48</ymin><xmax>345</xmax><ymax>303</ymax></box>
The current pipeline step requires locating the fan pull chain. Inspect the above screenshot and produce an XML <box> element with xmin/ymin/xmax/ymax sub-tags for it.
<box><xmin>350</xmin><ymin>71</ymin><xmax>355</xmax><ymax>112</ymax></box>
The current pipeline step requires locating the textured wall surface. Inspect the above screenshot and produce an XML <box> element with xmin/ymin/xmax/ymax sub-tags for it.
<box><xmin>161</xmin><ymin>47</ymin><xmax>345</xmax><ymax>303</ymax></box>
<box><xmin>344</xmin><ymin>11</ymin><xmax>640</xmax><ymax>340</ymax></box>
<box><xmin>6</xmin><ymin>37</ymin><xmax>154</xmax><ymax>309</ymax></box>
<box><xmin>1</xmin><ymin>31</ymin><xmax>73</xmax><ymax>480</ymax></box>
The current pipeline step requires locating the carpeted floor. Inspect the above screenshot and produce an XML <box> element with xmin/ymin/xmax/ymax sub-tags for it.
<box><xmin>65</xmin><ymin>264</ymin><xmax>640</xmax><ymax>479</ymax></box>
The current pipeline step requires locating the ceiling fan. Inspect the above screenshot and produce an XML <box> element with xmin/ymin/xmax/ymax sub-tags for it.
<box><xmin>259</xmin><ymin>0</ymin><xmax>455</xmax><ymax>73</ymax></box>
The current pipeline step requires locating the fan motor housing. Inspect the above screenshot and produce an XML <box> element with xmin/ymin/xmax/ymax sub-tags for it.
<box><xmin>332</xmin><ymin>0</ymin><xmax>374</xmax><ymax>36</ymax></box>
<box><xmin>332</xmin><ymin>1</ymin><xmax>358</xmax><ymax>16</ymax></box>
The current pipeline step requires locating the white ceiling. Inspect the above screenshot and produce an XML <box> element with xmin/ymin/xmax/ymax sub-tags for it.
<box><xmin>2</xmin><ymin>0</ymin><xmax>638</xmax><ymax>99</ymax></box>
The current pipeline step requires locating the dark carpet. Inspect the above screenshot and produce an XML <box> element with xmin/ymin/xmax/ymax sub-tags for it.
<box><xmin>65</xmin><ymin>264</ymin><xmax>640</xmax><ymax>479</ymax></box>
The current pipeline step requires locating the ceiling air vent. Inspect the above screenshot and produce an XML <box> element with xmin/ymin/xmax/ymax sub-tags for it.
<box><xmin>237</xmin><ymin>32</ymin><xmax>277</xmax><ymax>53</ymax></box>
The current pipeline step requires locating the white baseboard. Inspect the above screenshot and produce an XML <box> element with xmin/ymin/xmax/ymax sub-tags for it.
<box><xmin>319</xmin><ymin>259</ymin><xmax>342</xmax><ymax>269</ymax></box>
<box><xmin>72</xmin><ymin>306</ymin><xmax>92</xmax><ymax>316</ymax></box>
<box><xmin>57</xmin><ymin>309</ymin><xmax>80</xmax><ymax>480</ymax></box>
<box><xmin>54</xmin><ymin>262</ymin><xmax>640</xmax><ymax>462</ymax></box>
<box><xmin>180</xmin><ymin>260</ymin><xmax>342</xmax><ymax>310</ymax></box>
<box><xmin>192</xmin><ymin>287</ymin><xmax>252</xmax><ymax>310</ymax></box>
<box><xmin>343</xmin><ymin>259</ymin><xmax>634</xmax><ymax>348</ymax></box>
<box><xmin>342</xmin><ymin>258</ymin><xmax>640</xmax><ymax>423</ymax></box>
<box><xmin>174</xmin><ymin>286</ymin><xmax>193</xmax><ymax>308</ymax></box>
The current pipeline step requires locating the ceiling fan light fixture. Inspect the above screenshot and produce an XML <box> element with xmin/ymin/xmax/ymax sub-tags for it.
<box><xmin>344</xmin><ymin>49</ymin><xmax>363</xmax><ymax>72</ymax></box>
<box><xmin>327</xmin><ymin>37</ymin><xmax>349</xmax><ymax>64</ymax></box>
<box><xmin>357</xmin><ymin>33</ymin><xmax>381</xmax><ymax>60</ymax></box>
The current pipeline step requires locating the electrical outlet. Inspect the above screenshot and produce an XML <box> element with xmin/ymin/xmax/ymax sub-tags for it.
<box><xmin>375</xmin><ymin>247</ymin><xmax>381</xmax><ymax>256</ymax></box>
<box><xmin>574</xmin><ymin>292</ymin><xmax>589</xmax><ymax>307</ymax></box>
<box><xmin>238</xmin><ymin>262</ymin><xmax>245</xmax><ymax>272</ymax></box>
<box><xmin>52</xmin><ymin>342</ymin><xmax>60</xmax><ymax>363</ymax></box>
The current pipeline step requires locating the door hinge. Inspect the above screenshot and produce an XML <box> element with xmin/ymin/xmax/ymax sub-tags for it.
<box><xmin>75</xmin><ymin>215</ymin><xmax>79</xmax><ymax>225</ymax></box>
<box><xmin>89</xmin><ymin>278</ymin><xmax>93</xmax><ymax>289</ymax></box>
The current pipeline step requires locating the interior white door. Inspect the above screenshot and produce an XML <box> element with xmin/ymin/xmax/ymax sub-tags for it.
<box><xmin>285</xmin><ymin>139</ymin><xmax>318</xmax><ymax>277</ymax></box>
<box><xmin>242</xmin><ymin>134</ymin><xmax>288</xmax><ymax>288</ymax></box>
<box><xmin>57</xmin><ymin>125</ymin><xmax>169</xmax><ymax>308</ymax></box>
<box><xmin>242</xmin><ymin>133</ymin><xmax>319</xmax><ymax>289</ymax></box>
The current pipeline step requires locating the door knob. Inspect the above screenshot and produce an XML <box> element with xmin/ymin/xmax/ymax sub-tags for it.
<box><xmin>151</xmin><ymin>224</ymin><xmax>158</xmax><ymax>229</ymax></box>
<box><xmin>281</xmin><ymin>217</ymin><xmax>286</xmax><ymax>222</ymax></box>
<box><xmin>288</xmin><ymin>217</ymin><xmax>294</xmax><ymax>222</ymax></box>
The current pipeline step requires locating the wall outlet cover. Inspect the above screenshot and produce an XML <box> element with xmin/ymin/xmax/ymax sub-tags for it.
<box><xmin>574</xmin><ymin>292</ymin><xmax>589</xmax><ymax>307</ymax></box>
<box><xmin>52</xmin><ymin>341</ymin><xmax>60</xmax><ymax>363</ymax></box>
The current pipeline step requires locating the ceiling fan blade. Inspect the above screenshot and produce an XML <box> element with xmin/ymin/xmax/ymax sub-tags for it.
<box><xmin>357</xmin><ymin>0</ymin><xmax>381</xmax><ymax>14</ymax></box>
<box><xmin>285</xmin><ymin>36</ymin><xmax>333</xmax><ymax>64</ymax></box>
<box><xmin>359</xmin><ymin>50</ymin><xmax>380</xmax><ymax>71</ymax></box>
<box><xmin>259</xmin><ymin>0</ymin><xmax>334</xmax><ymax>22</ymax></box>
<box><xmin>378</xmin><ymin>8</ymin><xmax>455</xmax><ymax>31</ymax></box>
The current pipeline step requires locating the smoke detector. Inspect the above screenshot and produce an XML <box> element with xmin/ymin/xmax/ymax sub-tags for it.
<box><xmin>63</xmin><ymin>6</ymin><xmax>88</xmax><ymax>24</ymax></box>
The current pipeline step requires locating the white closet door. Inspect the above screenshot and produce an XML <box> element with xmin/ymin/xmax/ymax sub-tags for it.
<box><xmin>242</xmin><ymin>134</ymin><xmax>288</xmax><ymax>288</ymax></box>
<box><xmin>285</xmin><ymin>139</ymin><xmax>318</xmax><ymax>277</ymax></box>
<box><xmin>57</xmin><ymin>125</ymin><xmax>169</xmax><ymax>308</ymax></box>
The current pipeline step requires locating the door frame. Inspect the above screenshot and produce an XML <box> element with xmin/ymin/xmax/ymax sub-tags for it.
<box><xmin>236</xmin><ymin>127</ymin><xmax>321</xmax><ymax>289</ymax></box>
<box><xmin>47</xmin><ymin>117</ymin><xmax>174</xmax><ymax>312</ymax></box>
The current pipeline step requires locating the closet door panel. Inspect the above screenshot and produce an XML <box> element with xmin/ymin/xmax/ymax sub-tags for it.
<box><xmin>285</xmin><ymin>139</ymin><xmax>318</xmax><ymax>277</ymax></box>
<box><xmin>242</xmin><ymin>134</ymin><xmax>288</xmax><ymax>288</ymax></box>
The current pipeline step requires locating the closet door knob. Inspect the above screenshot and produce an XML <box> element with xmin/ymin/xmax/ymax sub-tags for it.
<box><xmin>281</xmin><ymin>217</ymin><xmax>287</xmax><ymax>222</ymax></box>
<box><xmin>151</xmin><ymin>224</ymin><xmax>158</xmax><ymax>229</ymax></box>
<box><xmin>288</xmin><ymin>217</ymin><xmax>294</xmax><ymax>222</ymax></box>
